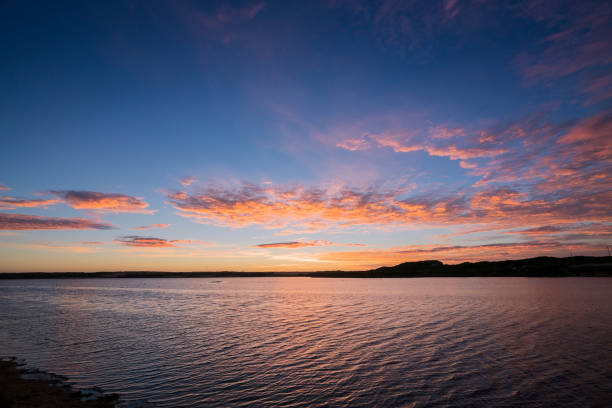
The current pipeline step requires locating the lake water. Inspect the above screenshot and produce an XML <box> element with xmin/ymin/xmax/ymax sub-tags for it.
<box><xmin>1</xmin><ymin>277</ymin><xmax>611</xmax><ymax>407</ymax></box>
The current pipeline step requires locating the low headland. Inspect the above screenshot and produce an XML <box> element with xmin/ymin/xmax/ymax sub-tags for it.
<box><xmin>1</xmin><ymin>256</ymin><xmax>611</xmax><ymax>279</ymax></box>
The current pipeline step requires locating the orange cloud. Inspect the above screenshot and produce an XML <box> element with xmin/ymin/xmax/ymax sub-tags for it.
<box><xmin>0</xmin><ymin>213</ymin><xmax>115</xmax><ymax>230</ymax></box>
<box><xmin>50</xmin><ymin>190</ymin><xmax>153</xmax><ymax>213</ymax></box>
<box><xmin>133</xmin><ymin>223</ymin><xmax>170</xmax><ymax>230</ymax></box>
<box><xmin>114</xmin><ymin>236</ymin><xmax>198</xmax><ymax>248</ymax></box>
<box><xmin>0</xmin><ymin>196</ymin><xmax>60</xmax><ymax>210</ymax></box>
<box><xmin>166</xmin><ymin>178</ymin><xmax>611</xmax><ymax>234</ymax></box>
<box><xmin>166</xmin><ymin>184</ymin><xmax>427</xmax><ymax>230</ymax></box>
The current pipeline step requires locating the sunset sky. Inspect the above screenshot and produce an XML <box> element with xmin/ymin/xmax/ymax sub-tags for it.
<box><xmin>1</xmin><ymin>0</ymin><xmax>611</xmax><ymax>272</ymax></box>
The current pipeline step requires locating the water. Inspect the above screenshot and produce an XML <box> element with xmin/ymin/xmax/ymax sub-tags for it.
<box><xmin>1</xmin><ymin>277</ymin><xmax>611</xmax><ymax>407</ymax></box>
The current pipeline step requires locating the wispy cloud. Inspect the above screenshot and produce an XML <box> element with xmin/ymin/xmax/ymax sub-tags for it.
<box><xmin>132</xmin><ymin>223</ymin><xmax>170</xmax><ymax>230</ymax></box>
<box><xmin>0</xmin><ymin>196</ymin><xmax>60</xmax><ymax>210</ymax></box>
<box><xmin>114</xmin><ymin>236</ymin><xmax>198</xmax><ymax>248</ymax></box>
<box><xmin>255</xmin><ymin>240</ymin><xmax>365</xmax><ymax>248</ymax></box>
<box><xmin>336</xmin><ymin>128</ymin><xmax>506</xmax><ymax>160</ymax></box>
<box><xmin>519</xmin><ymin>1</ymin><xmax>612</xmax><ymax>104</ymax></box>
<box><xmin>0</xmin><ymin>213</ymin><xmax>115</xmax><ymax>230</ymax></box>
<box><xmin>49</xmin><ymin>190</ymin><xmax>154</xmax><ymax>213</ymax></box>
<box><xmin>0</xmin><ymin>184</ymin><xmax>10</xmax><ymax>191</ymax></box>
<box><xmin>172</xmin><ymin>1</ymin><xmax>267</xmax><ymax>46</ymax></box>
<box><xmin>180</xmin><ymin>176</ymin><xmax>196</xmax><ymax>186</ymax></box>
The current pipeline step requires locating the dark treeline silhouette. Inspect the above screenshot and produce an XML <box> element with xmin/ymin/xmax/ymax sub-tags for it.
<box><xmin>0</xmin><ymin>256</ymin><xmax>610</xmax><ymax>279</ymax></box>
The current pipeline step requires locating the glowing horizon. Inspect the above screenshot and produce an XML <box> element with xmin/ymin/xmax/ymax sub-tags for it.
<box><xmin>1</xmin><ymin>0</ymin><xmax>611</xmax><ymax>272</ymax></box>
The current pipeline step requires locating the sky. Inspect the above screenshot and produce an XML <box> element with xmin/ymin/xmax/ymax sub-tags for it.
<box><xmin>1</xmin><ymin>0</ymin><xmax>611</xmax><ymax>272</ymax></box>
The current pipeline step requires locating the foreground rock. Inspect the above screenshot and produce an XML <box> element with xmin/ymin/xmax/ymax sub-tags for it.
<box><xmin>0</xmin><ymin>360</ymin><xmax>118</xmax><ymax>408</ymax></box>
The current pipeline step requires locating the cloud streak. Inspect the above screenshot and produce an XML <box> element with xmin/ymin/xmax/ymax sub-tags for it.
<box><xmin>255</xmin><ymin>240</ymin><xmax>365</xmax><ymax>248</ymax></box>
<box><xmin>133</xmin><ymin>223</ymin><xmax>170</xmax><ymax>230</ymax></box>
<box><xmin>0</xmin><ymin>196</ymin><xmax>60</xmax><ymax>210</ymax></box>
<box><xmin>180</xmin><ymin>177</ymin><xmax>196</xmax><ymax>186</ymax></box>
<box><xmin>114</xmin><ymin>236</ymin><xmax>197</xmax><ymax>248</ymax></box>
<box><xmin>0</xmin><ymin>213</ymin><xmax>115</xmax><ymax>230</ymax></box>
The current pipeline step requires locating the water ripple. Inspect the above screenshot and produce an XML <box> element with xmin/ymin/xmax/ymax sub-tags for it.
<box><xmin>1</xmin><ymin>277</ymin><xmax>611</xmax><ymax>407</ymax></box>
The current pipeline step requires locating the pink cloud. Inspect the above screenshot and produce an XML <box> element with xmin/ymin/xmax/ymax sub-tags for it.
<box><xmin>429</xmin><ymin>125</ymin><xmax>465</xmax><ymax>139</ymax></box>
<box><xmin>255</xmin><ymin>240</ymin><xmax>365</xmax><ymax>248</ymax></box>
<box><xmin>133</xmin><ymin>223</ymin><xmax>171</xmax><ymax>230</ymax></box>
<box><xmin>0</xmin><ymin>184</ymin><xmax>10</xmax><ymax>191</ymax></box>
<box><xmin>336</xmin><ymin>138</ymin><xmax>371</xmax><ymax>151</ymax></box>
<box><xmin>180</xmin><ymin>176</ymin><xmax>197</xmax><ymax>186</ymax></box>
<box><xmin>0</xmin><ymin>213</ymin><xmax>115</xmax><ymax>230</ymax></box>
<box><xmin>336</xmin><ymin>128</ymin><xmax>506</xmax><ymax>160</ymax></box>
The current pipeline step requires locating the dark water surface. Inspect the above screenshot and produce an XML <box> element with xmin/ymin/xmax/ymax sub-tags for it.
<box><xmin>1</xmin><ymin>277</ymin><xmax>611</xmax><ymax>407</ymax></box>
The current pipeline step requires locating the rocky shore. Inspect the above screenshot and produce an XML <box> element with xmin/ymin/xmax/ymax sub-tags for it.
<box><xmin>0</xmin><ymin>359</ymin><xmax>119</xmax><ymax>408</ymax></box>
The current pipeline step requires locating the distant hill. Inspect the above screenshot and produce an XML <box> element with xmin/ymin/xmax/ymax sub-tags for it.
<box><xmin>0</xmin><ymin>256</ymin><xmax>610</xmax><ymax>279</ymax></box>
<box><xmin>313</xmin><ymin>256</ymin><xmax>612</xmax><ymax>277</ymax></box>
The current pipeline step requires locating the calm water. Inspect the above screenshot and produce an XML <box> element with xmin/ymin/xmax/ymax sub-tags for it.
<box><xmin>1</xmin><ymin>277</ymin><xmax>611</xmax><ymax>407</ymax></box>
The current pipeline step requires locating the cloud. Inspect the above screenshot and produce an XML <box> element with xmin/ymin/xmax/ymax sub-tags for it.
<box><xmin>336</xmin><ymin>129</ymin><xmax>506</xmax><ymax>160</ymax></box>
<box><xmin>180</xmin><ymin>176</ymin><xmax>196</xmax><ymax>186</ymax></box>
<box><xmin>0</xmin><ymin>196</ymin><xmax>60</xmax><ymax>210</ymax></box>
<box><xmin>0</xmin><ymin>184</ymin><xmax>10</xmax><ymax>191</ymax></box>
<box><xmin>470</xmin><ymin>109</ymin><xmax>612</xmax><ymax>192</ymax></box>
<box><xmin>172</xmin><ymin>1</ymin><xmax>267</xmax><ymax>46</ymax></box>
<box><xmin>0</xmin><ymin>213</ymin><xmax>115</xmax><ymax>230</ymax></box>
<box><xmin>132</xmin><ymin>223</ymin><xmax>170</xmax><ymax>230</ymax></box>
<box><xmin>49</xmin><ymin>190</ymin><xmax>154</xmax><ymax>213</ymax></box>
<box><xmin>334</xmin><ymin>107</ymin><xmax>612</xmax><ymax>228</ymax></box>
<box><xmin>81</xmin><ymin>241</ymin><xmax>104</xmax><ymax>245</ymax></box>
<box><xmin>255</xmin><ymin>240</ymin><xmax>365</xmax><ymax>248</ymax></box>
<box><xmin>165</xmin><ymin>172</ymin><xmax>611</xmax><ymax>241</ymax></box>
<box><xmin>330</xmin><ymin>0</ymin><xmax>467</xmax><ymax>56</ymax></box>
<box><xmin>505</xmin><ymin>223</ymin><xmax>612</xmax><ymax>242</ymax></box>
<box><xmin>519</xmin><ymin>1</ymin><xmax>612</xmax><ymax>104</ymax></box>
<box><xmin>336</xmin><ymin>138</ymin><xmax>372</xmax><ymax>151</ymax></box>
<box><xmin>166</xmin><ymin>182</ymin><xmax>423</xmax><ymax>230</ymax></box>
<box><xmin>114</xmin><ymin>236</ymin><xmax>197</xmax><ymax>248</ymax></box>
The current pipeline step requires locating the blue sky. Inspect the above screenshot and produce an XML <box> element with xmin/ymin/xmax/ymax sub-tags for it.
<box><xmin>1</xmin><ymin>0</ymin><xmax>611</xmax><ymax>271</ymax></box>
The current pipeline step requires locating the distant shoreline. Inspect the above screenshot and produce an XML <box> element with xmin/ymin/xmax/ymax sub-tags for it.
<box><xmin>1</xmin><ymin>256</ymin><xmax>611</xmax><ymax>279</ymax></box>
